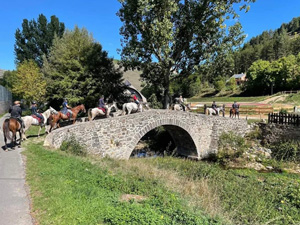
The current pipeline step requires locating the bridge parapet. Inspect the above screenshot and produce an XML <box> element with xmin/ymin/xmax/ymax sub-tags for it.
<box><xmin>44</xmin><ymin>110</ymin><xmax>248</xmax><ymax>160</ymax></box>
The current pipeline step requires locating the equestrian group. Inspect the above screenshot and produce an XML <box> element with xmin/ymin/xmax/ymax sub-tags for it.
<box><xmin>205</xmin><ymin>101</ymin><xmax>239</xmax><ymax>118</ymax></box>
<box><xmin>2</xmin><ymin>93</ymin><xmax>149</xmax><ymax>150</ymax></box>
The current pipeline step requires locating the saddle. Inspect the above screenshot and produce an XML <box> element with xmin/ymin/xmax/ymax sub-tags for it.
<box><xmin>32</xmin><ymin>114</ymin><xmax>43</xmax><ymax>123</ymax></box>
<box><xmin>97</xmin><ymin>107</ymin><xmax>106</xmax><ymax>113</ymax></box>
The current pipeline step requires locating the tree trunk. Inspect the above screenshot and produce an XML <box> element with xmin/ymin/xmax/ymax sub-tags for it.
<box><xmin>163</xmin><ymin>87</ymin><xmax>170</xmax><ymax>109</ymax></box>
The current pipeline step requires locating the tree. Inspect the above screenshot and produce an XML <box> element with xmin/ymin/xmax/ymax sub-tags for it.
<box><xmin>43</xmin><ymin>26</ymin><xmax>123</xmax><ymax>108</ymax></box>
<box><xmin>14</xmin><ymin>14</ymin><xmax>65</xmax><ymax>67</ymax></box>
<box><xmin>227</xmin><ymin>77</ymin><xmax>237</xmax><ymax>92</ymax></box>
<box><xmin>118</xmin><ymin>0</ymin><xmax>254</xmax><ymax>108</ymax></box>
<box><xmin>13</xmin><ymin>60</ymin><xmax>46</xmax><ymax>103</ymax></box>
<box><xmin>214</xmin><ymin>78</ymin><xmax>225</xmax><ymax>92</ymax></box>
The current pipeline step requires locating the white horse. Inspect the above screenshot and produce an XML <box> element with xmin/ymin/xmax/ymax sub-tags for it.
<box><xmin>122</xmin><ymin>102</ymin><xmax>149</xmax><ymax>115</ymax></box>
<box><xmin>206</xmin><ymin>107</ymin><xmax>225</xmax><ymax>116</ymax></box>
<box><xmin>88</xmin><ymin>102</ymin><xmax>118</xmax><ymax>121</ymax></box>
<box><xmin>172</xmin><ymin>103</ymin><xmax>191</xmax><ymax>111</ymax></box>
<box><xmin>22</xmin><ymin>107</ymin><xmax>58</xmax><ymax>139</ymax></box>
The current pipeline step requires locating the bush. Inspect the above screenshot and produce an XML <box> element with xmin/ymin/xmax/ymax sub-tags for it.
<box><xmin>60</xmin><ymin>136</ymin><xmax>87</xmax><ymax>157</ymax></box>
<box><xmin>213</xmin><ymin>79</ymin><xmax>225</xmax><ymax>92</ymax></box>
<box><xmin>269</xmin><ymin>140</ymin><xmax>300</xmax><ymax>162</ymax></box>
<box><xmin>216</xmin><ymin>132</ymin><xmax>248</xmax><ymax>163</ymax></box>
<box><xmin>279</xmin><ymin>108</ymin><xmax>288</xmax><ymax>114</ymax></box>
<box><xmin>148</xmin><ymin>93</ymin><xmax>163</xmax><ymax>109</ymax></box>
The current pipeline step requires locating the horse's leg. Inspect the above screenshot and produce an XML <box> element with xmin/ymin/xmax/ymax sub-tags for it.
<box><xmin>18</xmin><ymin>130</ymin><xmax>22</xmax><ymax>147</ymax></box>
<box><xmin>11</xmin><ymin>131</ymin><xmax>16</xmax><ymax>150</ymax></box>
<box><xmin>4</xmin><ymin>132</ymin><xmax>8</xmax><ymax>151</ymax></box>
<box><xmin>38</xmin><ymin>126</ymin><xmax>41</xmax><ymax>137</ymax></box>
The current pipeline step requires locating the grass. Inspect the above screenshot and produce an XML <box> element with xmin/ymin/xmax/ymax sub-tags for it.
<box><xmin>188</xmin><ymin>96</ymin><xmax>267</xmax><ymax>103</ymax></box>
<box><xmin>23</xmin><ymin>134</ymin><xmax>300</xmax><ymax>225</ymax></box>
<box><xmin>278</xmin><ymin>93</ymin><xmax>300</xmax><ymax>105</ymax></box>
<box><xmin>24</xmin><ymin>142</ymin><xmax>219</xmax><ymax>225</ymax></box>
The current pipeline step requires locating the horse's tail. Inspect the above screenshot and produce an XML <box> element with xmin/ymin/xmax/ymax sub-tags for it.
<box><xmin>122</xmin><ymin>103</ymin><xmax>126</xmax><ymax>115</ymax></box>
<box><xmin>88</xmin><ymin>108</ymin><xmax>92</xmax><ymax>121</ymax></box>
<box><xmin>3</xmin><ymin>119</ymin><xmax>12</xmax><ymax>141</ymax></box>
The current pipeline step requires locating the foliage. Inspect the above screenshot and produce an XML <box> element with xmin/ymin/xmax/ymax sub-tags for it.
<box><xmin>14</xmin><ymin>14</ymin><xmax>65</xmax><ymax>67</ymax></box>
<box><xmin>213</xmin><ymin>78</ymin><xmax>225</xmax><ymax>92</ymax></box>
<box><xmin>227</xmin><ymin>77</ymin><xmax>237</xmax><ymax>92</ymax></box>
<box><xmin>118</xmin><ymin>0</ymin><xmax>254</xmax><ymax>108</ymax></box>
<box><xmin>246</xmin><ymin>54</ymin><xmax>300</xmax><ymax>95</ymax></box>
<box><xmin>43</xmin><ymin>26</ymin><xmax>124</xmax><ymax>108</ymax></box>
<box><xmin>170</xmin><ymin>72</ymin><xmax>201</xmax><ymax>98</ymax></box>
<box><xmin>25</xmin><ymin>142</ymin><xmax>217</xmax><ymax>225</ymax></box>
<box><xmin>60</xmin><ymin>136</ymin><xmax>87</xmax><ymax>157</ymax></box>
<box><xmin>216</xmin><ymin>132</ymin><xmax>248</xmax><ymax>163</ymax></box>
<box><xmin>234</xmin><ymin>16</ymin><xmax>300</xmax><ymax>73</ymax></box>
<box><xmin>279</xmin><ymin>108</ymin><xmax>288</xmax><ymax>114</ymax></box>
<box><xmin>147</xmin><ymin>93</ymin><xmax>162</xmax><ymax>109</ymax></box>
<box><xmin>269</xmin><ymin>140</ymin><xmax>300</xmax><ymax>162</ymax></box>
<box><xmin>12</xmin><ymin>60</ymin><xmax>46</xmax><ymax>103</ymax></box>
<box><xmin>0</xmin><ymin>70</ymin><xmax>17</xmax><ymax>91</ymax></box>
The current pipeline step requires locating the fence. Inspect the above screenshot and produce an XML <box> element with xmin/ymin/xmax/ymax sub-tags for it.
<box><xmin>0</xmin><ymin>85</ymin><xmax>12</xmax><ymax>114</ymax></box>
<box><xmin>268</xmin><ymin>113</ymin><xmax>300</xmax><ymax>126</ymax></box>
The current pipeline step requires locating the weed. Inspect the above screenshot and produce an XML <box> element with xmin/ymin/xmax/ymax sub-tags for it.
<box><xmin>60</xmin><ymin>135</ymin><xmax>87</xmax><ymax>157</ymax></box>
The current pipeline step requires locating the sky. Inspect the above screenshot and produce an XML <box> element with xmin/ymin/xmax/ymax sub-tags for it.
<box><xmin>1</xmin><ymin>0</ymin><xmax>300</xmax><ymax>71</ymax></box>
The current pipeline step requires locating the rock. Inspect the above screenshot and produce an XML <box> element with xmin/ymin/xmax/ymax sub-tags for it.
<box><xmin>266</xmin><ymin>166</ymin><xmax>273</xmax><ymax>170</ymax></box>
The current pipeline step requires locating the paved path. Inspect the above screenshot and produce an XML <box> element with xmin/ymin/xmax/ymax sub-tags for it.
<box><xmin>0</xmin><ymin>114</ymin><xmax>33</xmax><ymax>225</ymax></box>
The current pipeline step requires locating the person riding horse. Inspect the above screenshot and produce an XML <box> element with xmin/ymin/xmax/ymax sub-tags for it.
<box><xmin>61</xmin><ymin>98</ymin><xmax>73</xmax><ymax>119</ymax></box>
<box><xmin>175</xmin><ymin>95</ymin><xmax>186</xmax><ymax>111</ymax></box>
<box><xmin>232</xmin><ymin>101</ymin><xmax>239</xmax><ymax>114</ymax></box>
<box><xmin>31</xmin><ymin>101</ymin><xmax>44</xmax><ymax>126</ymax></box>
<box><xmin>212</xmin><ymin>101</ymin><xmax>218</xmax><ymax>115</ymax></box>
<box><xmin>9</xmin><ymin>100</ymin><xmax>24</xmax><ymax>129</ymax></box>
<box><xmin>98</xmin><ymin>95</ymin><xmax>108</xmax><ymax>117</ymax></box>
<box><xmin>131</xmin><ymin>94</ymin><xmax>140</xmax><ymax>110</ymax></box>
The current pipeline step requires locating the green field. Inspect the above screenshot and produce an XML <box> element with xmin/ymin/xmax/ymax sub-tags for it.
<box><xmin>188</xmin><ymin>95</ymin><xmax>268</xmax><ymax>103</ymax></box>
<box><xmin>23</xmin><ymin>136</ymin><xmax>300</xmax><ymax>225</ymax></box>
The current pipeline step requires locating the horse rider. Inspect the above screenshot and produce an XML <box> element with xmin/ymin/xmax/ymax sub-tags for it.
<box><xmin>99</xmin><ymin>95</ymin><xmax>108</xmax><ymax>116</ymax></box>
<box><xmin>31</xmin><ymin>101</ymin><xmax>44</xmax><ymax>125</ymax></box>
<box><xmin>232</xmin><ymin>101</ymin><xmax>239</xmax><ymax>113</ymax></box>
<box><xmin>9</xmin><ymin>100</ymin><xmax>25</xmax><ymax>129</ymax></box>
<box><xmin>61</xmin><ymin>98</ymin><xmax>73</xmax><ymax>118</ymax></box>
<box><xmin>178</xmin><ymin>95</ymin><xmax>186</xmax><ymax>111</ymax></box>
<box><xmin>212</xmin><ymin>101</ymin><xmax>218</xmax><ymax>115</ymax></box>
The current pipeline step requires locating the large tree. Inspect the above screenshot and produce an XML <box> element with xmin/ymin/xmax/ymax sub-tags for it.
<box><xmin>43</xmin><ymin>26</ymin><xmax>123</xmax><ymax>108</ymax></box>
<box><xmin>14</xmin><ymin>14</ymin><xmax>65</xmax><ymax>67</ymax></box>
<box><xmin>118</xmin><ymin>0</ymin><xmax>254</xmax><ymax>108</ymax></box>
<box><xmin>13</xmin><ymin>60</ymin><xmax>46</xmax><ymax>103</ymax></box>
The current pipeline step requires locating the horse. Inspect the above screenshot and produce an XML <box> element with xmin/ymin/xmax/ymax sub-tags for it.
<box><xmin>206</xmin><ymin>107</ymin><xmax>225</xmax><ymax>116</ymax></box>
<box><xmin>2</xmin><ymin>118</ymin><xmax>22</xmax><ymax>150</ymax></box>
<box><xmin>121</xmin><ymin>102</ymin><xmax>150</xmax><ymax>115</ymax></box>
<box><xmin>22</xmin><ymin>107</ymin><xmax>58</xmax><ymax>139</ymax></box>
<box><xmin>172</xmin><ymin>103</ymin><xmax>191</xmax><ymax>111</ymax></box>
<box><xmin>49</xmin><ymin>104</ymin><xmax>86</xmax><ymax>132</ymax></box>
<box><xmin>230</xmin><ymin>106</ymin><xmax>240</xmax><ymax>119</ymax></box>
<box><xmin>88</xmin><ymin>102</ymin><xmax>118</xmax><ymax>121</ymax></box>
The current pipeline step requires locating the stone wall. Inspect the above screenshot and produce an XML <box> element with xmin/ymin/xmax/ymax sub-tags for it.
<box><xmin>44</xmin><ymin>110</ymin><xmax>248</xmax><ymax>160</ymax></box>
<box><xmin>259</xmin><ymin>123</ymin><xmax>300</xmax><ymax>144</ymax></box>
<box><xmin>0</xmin><ymin>85</ymin><xmax>12</xmax><ymax>114</ymax></box>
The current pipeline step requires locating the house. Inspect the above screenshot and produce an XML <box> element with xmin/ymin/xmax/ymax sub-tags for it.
<box><xmin>231</xmin><ymin>73</ymin><xmax>247</xmax><ymax>85</ymax></box>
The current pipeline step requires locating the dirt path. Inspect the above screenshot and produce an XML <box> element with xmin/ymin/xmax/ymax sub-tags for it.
<box><xmin>259</xmin><ymin>95</ymin><xmax>287</xmax><ymax>104</ymax></box>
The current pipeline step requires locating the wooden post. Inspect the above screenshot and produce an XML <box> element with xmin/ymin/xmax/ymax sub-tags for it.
<box><xmin>204</xmin><ymin>104</ymin><xmax>206</xmax><ymax>115</ymax></box>
<box><xmin>223</xmin><ymin>104</ymin><xmax>225</xmax><ymax>117</ymax></box>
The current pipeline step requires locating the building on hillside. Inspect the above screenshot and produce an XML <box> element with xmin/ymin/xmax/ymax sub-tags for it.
<box><xmin>123</xmin><ymin>80</ymin><xmax>147</xmax><ymax>103</ymax></box>
<box><xmin>230</xmin><ymin>73</ymin><xmax>247</xmax><ymax>85</ymax></box>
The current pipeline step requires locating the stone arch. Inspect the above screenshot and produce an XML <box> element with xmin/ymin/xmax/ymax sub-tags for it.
<box><xmin>124</xmin><ymin>119</ymin><xmax>199</xmax><ymax>159</ymax></box>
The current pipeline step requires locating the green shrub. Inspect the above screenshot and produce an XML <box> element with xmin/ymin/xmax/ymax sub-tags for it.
<box><xmin>214</xmin><ymin>79</ymin><xmax>225</xmax><ymax>92</ymax></box>
<box><xmin>148</xmin><ymin>93</ymin><xmax>163</xmax><ymax>109</ymax></box>
<box><xmin>279</xmin><ymin>108</ymin><xmax>288</xmax><ymax>114</ymax></box>
<box><xmin>245</xmin><ymin>125</ymin><xmax>262</xmax><ymax>140</ymax></box>
<box><xmin>216</xmin><ymin>132</ymin><xmax>248</xmax><ymax>163</ymax></box>
<box><xmin>60</xmin><ymin>136</ymin><xmax>87</xmax><ymax>157</ymax></box>
<box><xmin>269</xmin><ymin>140</ymin><xmax>300</xmax><ymax>162</ymax></box>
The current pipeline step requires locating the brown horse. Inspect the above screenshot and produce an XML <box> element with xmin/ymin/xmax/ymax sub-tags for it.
<box><xmin>2</xmin><ymin>118</ymin><xmax>22</xmax><ymax>150</ymax></box>
<box><xmin>49</xmin><ymin>104</ymin><xmax>86</xmax><ymax>132</ymax></box>
<box><xmin>230</xmin><ymin>107</ymin><xmax>240</xmax><ymax>119</ymax></box>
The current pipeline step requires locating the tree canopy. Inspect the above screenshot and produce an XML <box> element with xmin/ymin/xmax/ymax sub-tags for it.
<box><xmin>43</xmin><ymin>26</ymin><xmax>123</xmax><ymax>108</ymax></box>
<box><xmin>14</xmin><ymin>14</ymin><xmax>65</xmax><ymax>67</ymax></box>
<box><xmin>13</xmin><ymin>60</ymin><xmax>46</xmax><ymax>103</ymax></box>
<box><xmin>118</xmin><ymin>0</ymin><xmax>254</xmax><ymax>107</ymax></box>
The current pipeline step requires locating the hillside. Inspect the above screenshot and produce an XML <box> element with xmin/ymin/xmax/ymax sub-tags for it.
<box><xmin>114</xmin><ymin>61</ymin><xmax>143</xmax><ymax>91</ymax></box>
<box><xmin>234</xmin><ymin>16</ymin><xmax>300</xmax><ymax>73</ymax></box>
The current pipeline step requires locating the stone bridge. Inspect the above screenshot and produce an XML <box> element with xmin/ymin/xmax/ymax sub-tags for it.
<box><xmin>44</xmin><ymin>110</ymin><xmax>248</xmax><ymax>160</ymax></box>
